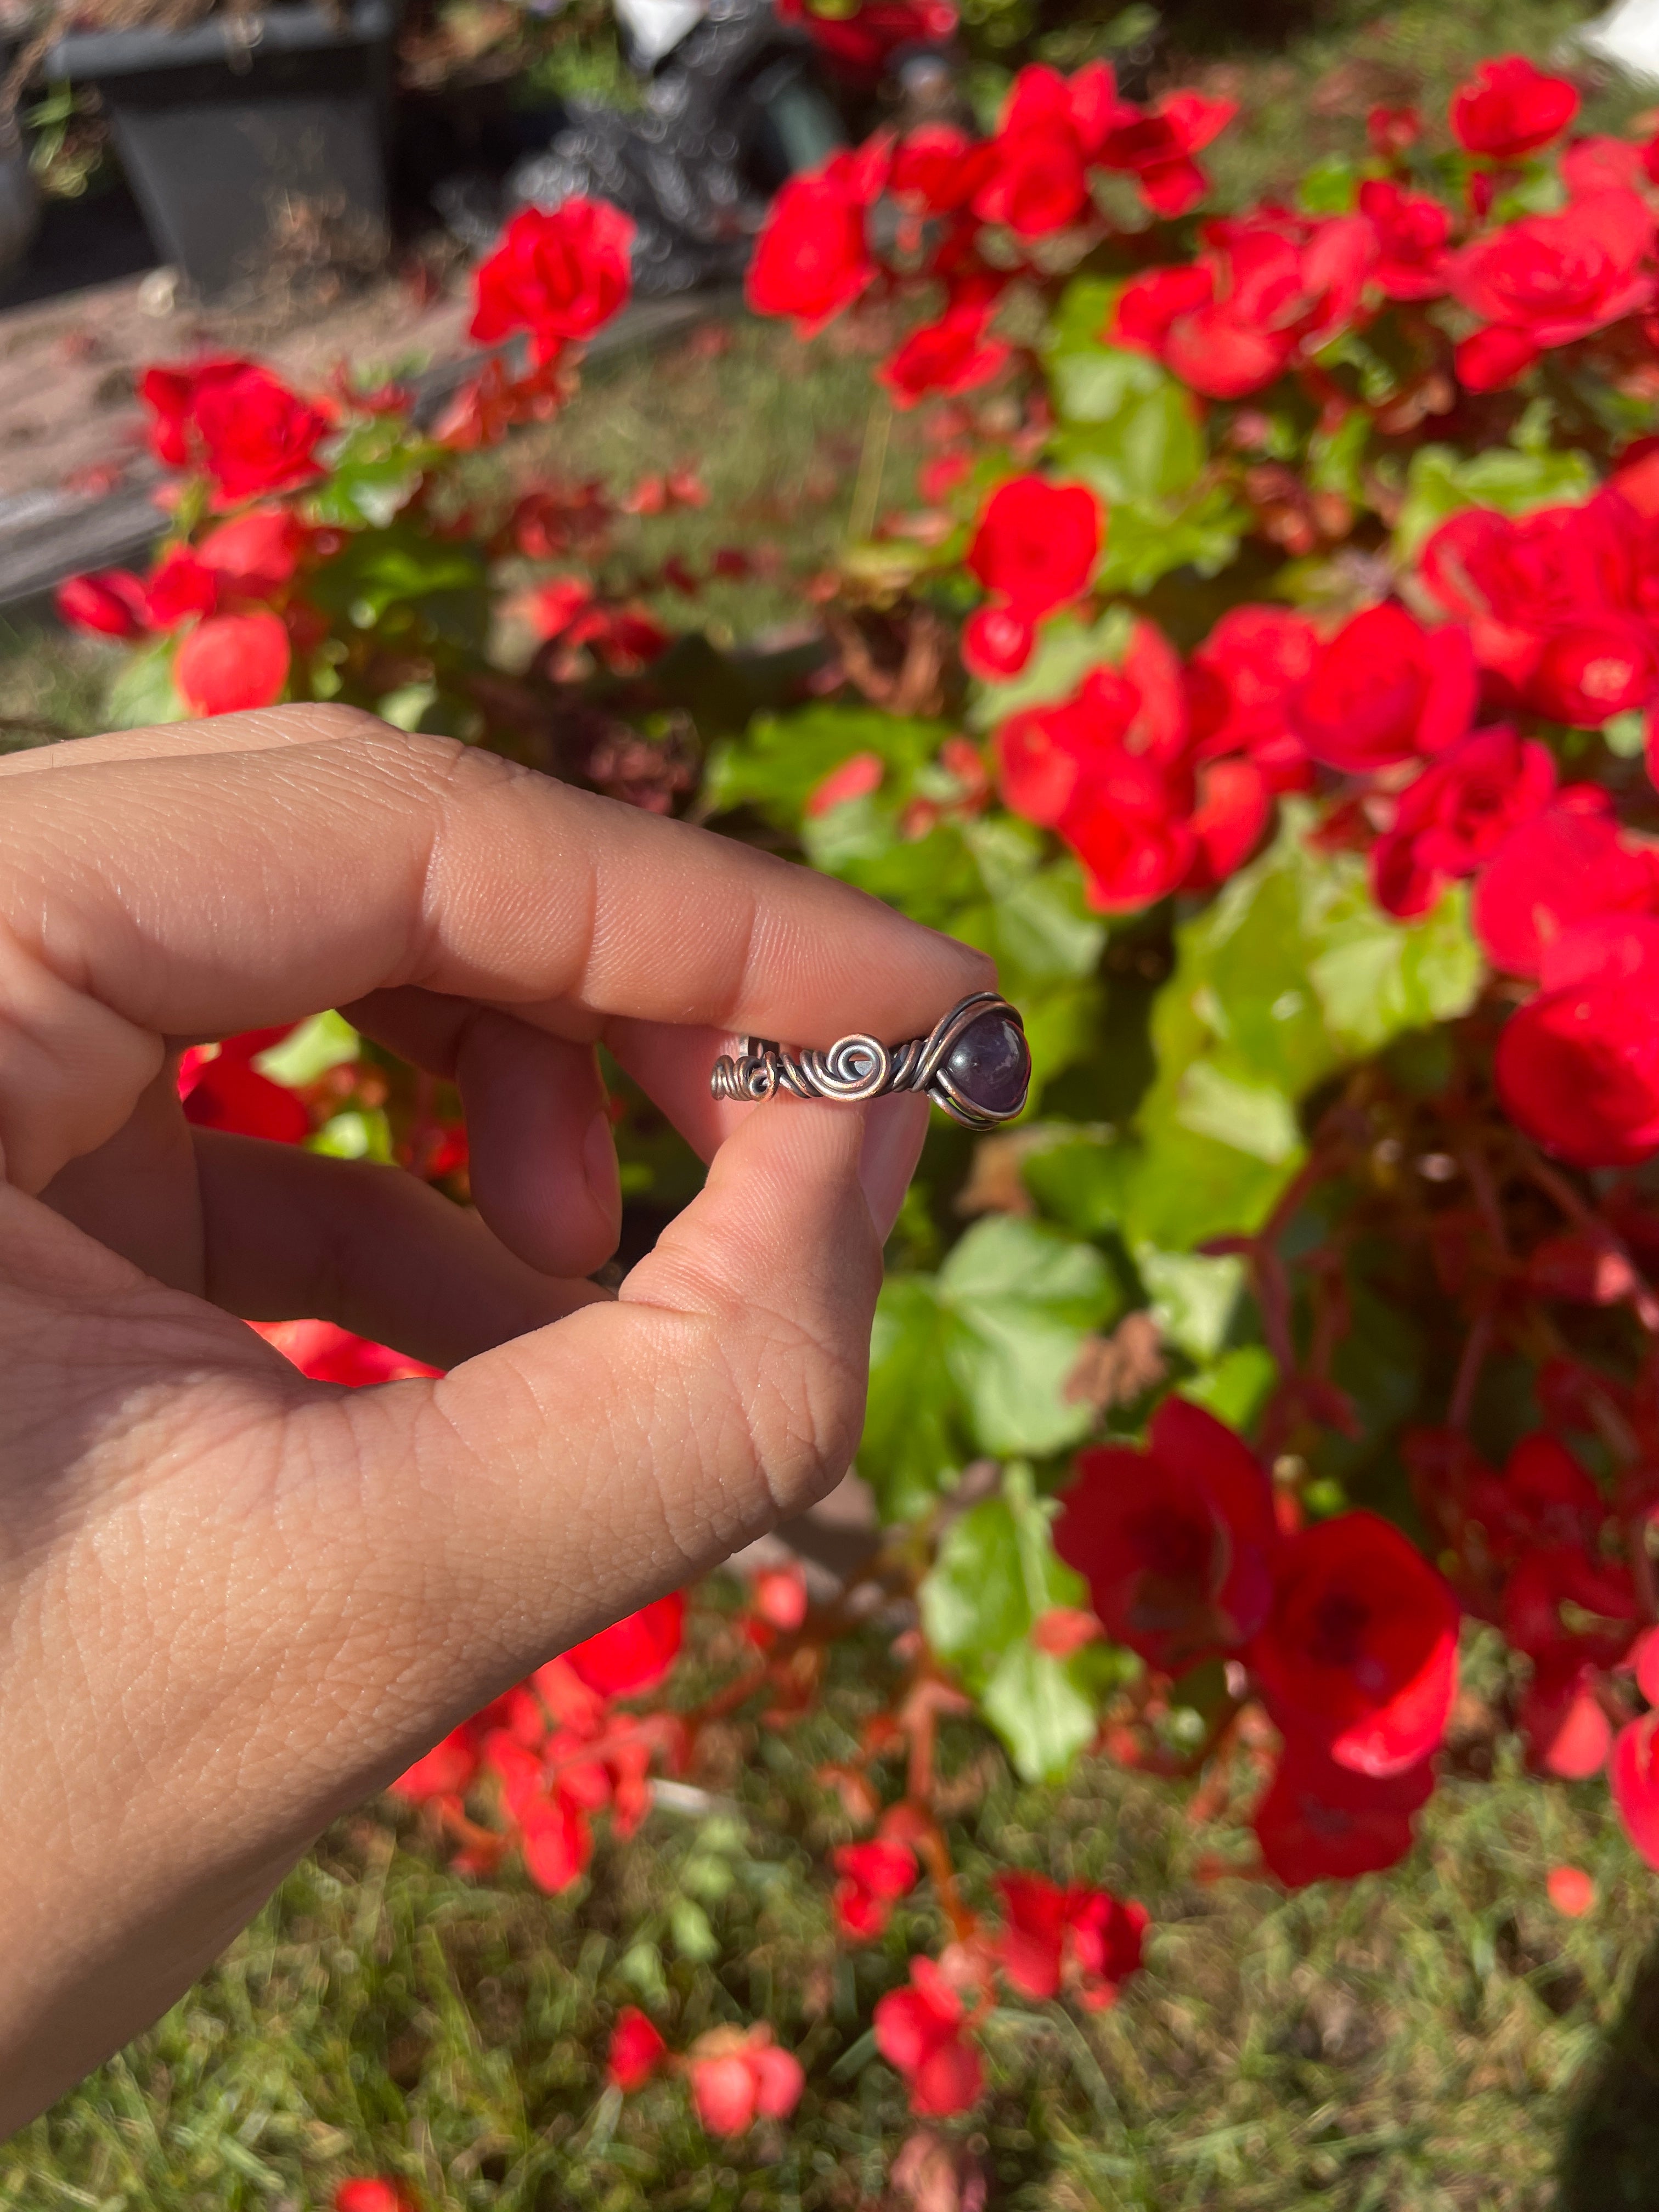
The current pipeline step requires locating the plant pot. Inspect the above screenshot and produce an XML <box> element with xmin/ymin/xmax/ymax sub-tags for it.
<box><xmin>45</xmin><ymin>0</ymin><xmax>396</xmax><ymax>300</ymax></box>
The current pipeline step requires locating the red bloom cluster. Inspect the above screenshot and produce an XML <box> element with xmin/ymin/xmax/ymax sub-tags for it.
<box><xmin>995</xmin><ymin>617</ymin><xmax>1280</xmax><ymax>910</ymax></box>
<box><xmin>995</xmin><ymin>1872</ymin><xmax>1147</xmax><ymax>2011</ymax></box>
<box><xmin>962</xmin><ymin>473</ymin><xmax>1101</xmax><ymax>677</ymax></box>
<box><xmin>874</xmin><ymin>1957</ymin><xmax>985</xmax><ymax>2118</ymax></box>
<box><xmin>392</xmin><ymin>1599</ymin><xmax>685</xmax><ymax>1893</ymax></box>
<box><xmin>1060</xmin><ymin>1404</ymin><xmax>1458</xmax><ymax>1885</ymax></box>
<box><xmin>139</xmin><ymin>356</ymin><xmax>332</xmax><ymax>503</ymax></box>
<box><xmin>470</xmin><ymin>200</ymin><xmax>636</xmax><ymax>366</ymax></box>
<box><xmin>605</xmin><ymin>2010</ymin><xmax>806</xmax><ymax>2134</ymax></box>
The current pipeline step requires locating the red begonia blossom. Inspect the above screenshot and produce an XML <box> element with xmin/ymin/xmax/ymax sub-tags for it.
<box><xmin>746</xmin><ymin>142</ymin><xmax>888</xmax><ymax>332</ymax></box>
<box><xmin>173</xmin><ymin>611</ymin><xmax>292</xmax><ymax>716</ymax></box>
<box><xmin>995</xmin><ymin>1872</ymin><xmax>1147</xmax><ymax>2010</ymax></box>
<box><xmin>1521</xmin><ymin>1655</ymin><xmax>1615</xmax><ymax>1778</ymax></box>
<box><xmin>1450</xmin><ymin>54</ymin><xmax>1579</xmax><ymax>161</ymax></box>
<box><xmin>253</xmin><ymin>1319</ymin><xmax>443</xmax><ymax>1384</ymax></box>
<box><xmin>196</xmin><ymin>507</ymin><xmax>307</xmax><ymax>599</ymax></box>
<box><xmin>1248</xmin><ymin>1510</ymin><xmax>1460</xmax><ymax>1778</ymax></box>
<box><xmin>1461</xmin><ymin>1432</ymin><xmax>1605</xmax><ymax>1567</ymax></box>
<box><xmin>1369</xmin><ymin>724</ymin><xmax>1555</xmax><ymax>919</ymax></box>
<box><xmin>686</xmin><ymin>2025</ymin><xmax>805</xmax><ymax>2135</ymax></box>
<box><xmin>139</xmin><ymin>357</ymin><xmax>331</xmax><ymax>501</ymax></box>
<box><xmin>805</xmin><ymin>751</ymin><xmax>884</xmax><ymax>817</ymax></box>
<box><xmin>882</xmin><ymin>303</ymin><xmax>1011</xmax><ymax>407</ymax></box>
<box><xmin>1289</xmin><ymin>602</ymin><xmax>1475</xmax><ymax>774</ymax></box>
<box><xmin>178</xmin><ymin>1026</ymin><xmax>309</xmax><ymax>1144</ymax></box>
<box><xmin>962</xmin><ymin>603</ymin><xmax>1036</xmax><ymax>679</ymax></box>
<box><xmin>561</xmin><ymin>1590</ymin><xmax>686</xmax><ymax>1698</ymax></box>
<box><xmin>1448</xmin><ymin>191</ymin><xmax>1655</xmax><ymax>354</ymax></box>
<box><xmin>1094</xmin><ymin>88</ymin><xmax>1236</xmax><ymax>218</ymax></box>
<box><xmin>1496</xmin><ymin>918</ymin><xmax>1659</xmax><ymax>1166</ymax></box>
<box><xmin>1471</xmin><ymin>797</ymin><xmax>1659</xmax><ymax>975</ymax></box>
<box><xmin>1455</xmin><ymin>322</ymin><xmax>1544</xmax><ymax>391</ymax></box>
<box><xmin>1368</xmin><ymin>103</ymin><xmax>1423</xmax><ymax>160</ymax></box>
<box><xmin>470</xmin><ymin>200</ymin><xmax>635</xmax><ymax>365</ymax></box>
<box><xmin>874</xmin><ymin>1959</ymin><xmax>984</xmax><ymax>2118</ymax></box>
<box><xmin>1186</xmin><ymin>603</ymin><xmax>1317</xmax><ymax>789</ymax></box>
<box><xmin>1358</xmin><ymin>178</ymin><xmax>1452</xmax><ymax>300</ymax></box>
<box><xmin>1186</xmin><ymin>757</ymin><xmax>1271</xmax><ymax>889</ymax></box>
<box><xmin>55</xmin><ymin>567</ymin><xmax>150</xmax><ymax>637</ymax></box>
<box><xmin>833</xmin><ymin>1838</ymin><xmax>919</xmax><ymax>1938</ymax></box>
<box><xmin>890</xmin><ymin>123</ymin><xmax>985</xmax><ymax>214</ymax></box>
<box><xmin>1612</xmin><ymin>1709</ymin><xmax>1659</xmax><ymax>1866</ymax></box>
<box><xmin>143</xmin><ymin>547</ymin><xmax>219</xmax><ymax>630</ymax></box>
<box><xmin>1253</xmin><ymin>1741</ymin><xmax>1435</xmax><ymax>1888</ymax></box>
<box><xmin>972</xmin><ymin>63</ymin><xmax>1121</xmax><ymax>238</ymax></box>
<box><xmin>335</xmin><ymin>2183</ymin><xmax>419</xmax><ymax>2212</ymax></box>
<box><xmin>1548</xmin><ymin>1864</ymin><xmax>1598</xmax><ymax>1915</ymax></box>
<box><xmin>967</xmin><ymin>476</ymin><xmax>1101</xmax><ymax>618</ymax></box>
<box><xmin>1115</xmin><ymin>213</ymin><xmax>1374</xmax><ymax>400</ymax></box>
<box><xmin>774</xmin><ymin>0</ymin><xmax>955</xmax><ymax>81</ymax></box>
<box><xmin>1055</xmin><ymin>1397</ymin><xmax>1278</xmax><ymax>1671</ymax></box>
<box><xmin>607</xmin><ymin>2006</ymin><xmax>668</xmax><ymax>2090</ymax></box>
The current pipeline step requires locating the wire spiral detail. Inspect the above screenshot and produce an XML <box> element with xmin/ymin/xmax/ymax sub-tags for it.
<box><xmin>710</xmin><ymin>991</ymin><xmax>1030</xmax><ymax>1131</ymax></box>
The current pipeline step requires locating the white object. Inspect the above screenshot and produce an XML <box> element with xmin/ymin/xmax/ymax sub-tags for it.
<box><xmin>613</xmin><ymin>0</ymin><xmax>707</xmax><ymax>66</ymax></box>
<box><xmin>1576</xmin><ymin>0</ymin><xmax>1659</xmax><ymax>83</ymax></box>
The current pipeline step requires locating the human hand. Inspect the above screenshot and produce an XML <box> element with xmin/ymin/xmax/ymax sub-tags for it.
<box><xmin>0</xmin><ymin>707</ymin><xmax>991</xmax><ymax>2131</ymax></box>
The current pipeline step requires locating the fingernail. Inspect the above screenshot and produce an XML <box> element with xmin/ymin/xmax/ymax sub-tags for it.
<box><xmin>858</xmin><ymin>1093</ymin><xmax>929</xmax><ymax>1242</ymax></box>
<box><xmin>583</xmin><ymin>1105</ymin><xmax>620</xmax><ymax>1223</ymax></box>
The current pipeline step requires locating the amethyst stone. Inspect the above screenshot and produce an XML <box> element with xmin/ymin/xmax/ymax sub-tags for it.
<box><xmin>944</xmin><ymin>1008</ymin><xmax>1030</xmax><ymax>1120</ymax></box>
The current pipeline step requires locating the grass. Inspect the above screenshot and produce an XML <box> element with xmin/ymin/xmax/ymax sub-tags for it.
<box><xmin>9</xmin><ymin>1</ymin><xmax>1659</xmax><ymax>2199</ymax></box>
<box><xmin>7</xmin><ymin>1620</ymin><xmax>1659</xmax><ymax>2212</ymax></box>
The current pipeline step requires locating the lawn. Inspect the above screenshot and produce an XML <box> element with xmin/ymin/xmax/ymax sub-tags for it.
<box><xmin>8</xmin><ymin>0</ymin><xmax>1659</xmax><ymax>2201</ymax></box>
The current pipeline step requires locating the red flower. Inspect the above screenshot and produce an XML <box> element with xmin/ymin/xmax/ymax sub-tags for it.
<box><xmin>972</xmin><ymin>64</ymin><xmax>1120</xmax><ymax>238</ymax></box>
<box><xmin>967</xmin><ymin>476</ymin><xmax>1101</xmax><ymax>618</ymax></box>
<box><xmin>1454</xmin><ymin>323</ymin><xmax>1541</xmax><ymax>392</ymax></box>
<box><xmin>1054</xmin><ymin>1397</ymin><xmax>1278</xmax><ymax>1672</ymax></box>
<box><xmin>1187</xmin><ymin>603</ymin><xmax>1318</xmax><ymax>788</ymax></box>
<box><xmin>607</xmin><ymin>2007</ymin><xmax>668</xmax><ymax>2091</ymax></box>
<box><xmin>561</xmin><ymin>1590</ymin><xmax>686</xmax><ymax>1698</ymax></box>
<box><xmin>1450</xmin><ymin>55</ymin><xmax>1579</xmax><ymax>161</ymax></box>
<box><xmin>196</xmin><ymin>507</ymin><xmax>307</xmax><ymax>599</ymax></box>
<box><xmin>1528</xmin><ymin>617</ymin><xmax>1659</xmax><ymax>726</ymax></box>
<box><xmin>1254</xmin><ymin>1742</ymin><xmax>1435</xmax><ymax>1888</ymax></box>
<box><xmin>1461</xmin><ymin>1432</ymin><xmax>1604</xmax><ymax>1567</ymax></box>
<box><xmin>1523</xmin><ymin>1658</ymin><xmax>1613</xmax><ymax>1779</ymax></box>
<box><xmin>687</xmin><ymin>2027</ymin><xmax>805</xmax><ymax>2136</ymax></box>
<box><xmin>1502</xmin><ymin>1541</ymin><xmax>1636</xmax><ymax>1665</ymax></box>
<box><xmin>874</xmin><ymin>1959</ymin><xmax>984</xmax><ymax>2118</ymax></box>
<box><xmin>882</xmin><ymin>304</ymin><xmax>1011</xmax><ymax>407</ymax></box>
<box><xmin>1247</xmin><ymin>1511</ymin><xmax>1460</xmax><ymax>1778</ymax></box>
<box><xmin>1497</xmin><ymin>917</ymin><xmax>1659</xmax><ymax>1166</ymax></box>
<box><xmin>144</xmin><ymin>548</ymin><xmax>219</xmax><ymax>630</ymax></box>
<box><xmin>1290</xmin><ymin>603</ymin><xmax>1475</xmax><ymax>774</ymax></box>
<box><xmin>1471</xmin><ymin>797</ymin><xmax>1659</xmax><ymax>975</ymax></box>
<box><xmin>174</xmin><ymin>611</ymin><xmax>292</xmax><ymax>716</ymax></box>
<box><xmin>1116</xmin><ymin>213</ymin><xmax>1374</xmax><ymax>400</ymax></box>
<box><xmin>1186</xmin><ymin>757</ymin><xmax>1272</xmax><ymax>890</ymax></box>
<box><xmin>1612</xmin><ymin>1709</ymin><xmax>1659</xmax><ymax>1866</ymax></box>
<box><xmin>470</xmin><ymin>200</ymin><xmax>635</xmax><ymax>365</ymax></box>
<box><xmin>746</xmin><ymin>143</ymin><xmax>888</xmax><ymax>334</ymax></box>
<box><xmin>962</xmin><ymin>603</ymin><xmax>1036</xmax><ymax>679</ymax></box>
<box><xmin>178</xmin><ymin>1027</ymin><xmax>309</xmax><ymax>1143</ymax></box>
<box><xmin>833</xmin><ymin>1838</ymin><xmax>918</xmax><ymax>1938</ymax></box>
<box><xmin>995</xmin><ymin>1872</ymin><xmax>1147</xmax><ymax>2010</ymax></box>
<box><xmin>1448</xmin><ymin>190</ymin><xmax>1655</xmax><ymax>351</ymax></box>
<box><xmin>1094</xmin><ymin>88</ymin><xmax>1235</xmax><ymax>218</ymax></box>
<box><xmin>1548</xmin><ymin>1864</ymin><xmax>1598</xmax><ymax>1915</ymax></box>
<box><xmin>55</xmin><ymin>567</ymin><xmax>149</xmax><ymax>637</ymax></box>
<box><xmin>1368</xmin><ymin>104</ymin><xmax>1422</xmax><ymax>160</ymax></box>
<box><xmin>891</xmin><ymin>123</ymin><xmax>985</xmax><ymax>214</ymax></box>
<box><xmin>140</xmin><ymin>357</ymin><xmax>331</xmax><ymax>501</ymax></box>
<box><xmin>1370</xmin><ymin>725</ymin><xmax>1556</xmax><ymax>918</ymax></box>
<box><xmin>335</xmin><ymin>2183</ymin><xmax>418</xmax><ymax>2212</ymax></box>
<box><xmin>1358</xmin><ymin>178</ymin><xmax>1452</xmax><ymax>301</ymax></box>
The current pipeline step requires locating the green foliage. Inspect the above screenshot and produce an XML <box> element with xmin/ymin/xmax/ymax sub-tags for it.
<box><xmin>1395</xmin><ymin>439</ymin><xmax>1598</xmax><ymax>559</ymax></box>
<box><xmin>861</xmin><ymin>1216</ymin><xmax>1121</xmax><ymax>1522</ymax></box>
<box><xmin>920</xmin><ymin>1465</ymin><xmax>1123</xmax><ymax>1780</ymax></box>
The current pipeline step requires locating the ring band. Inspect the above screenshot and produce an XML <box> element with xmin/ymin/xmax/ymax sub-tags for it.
<box><xmin>710</xmin><ymin>991</ymin><xmax>1031</xmax><ymax>1131</ymax></box>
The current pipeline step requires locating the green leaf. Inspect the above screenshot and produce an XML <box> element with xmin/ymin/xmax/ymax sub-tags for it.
<box><xmin>253</xmin><ymin>1010</ymin><xmax>360</xmax><ymax>1086</ymax></box>
<box><xmin>702</xmin><ymin>702</ymin><xmax>944</xmax><ymax>831</ymax></box>
<box><xmin>1050</xmin><ymin>383</ymin><xmax>1205</xmax><ymax>507</ymax></box>
<box><xmin>1090</xmin><ymin>487</ymin><xmax>1246</xmax><ymax>595</ymax></box>
<box><xmin>308</xmin><ymin>525</ymin><xmax>489</xmax><ymax>648</ymax></box>
<box><xmin>1296</xmin><ymin>156</ymin><xmax>1359</xmax><ymax>213</ymax></box>
<box><xmin>1137</xmin><ymin>1249</ymin><xmax>1246</xmax><ymax>1362</ymax></box>
<box><xmin>1178</xmin><ymin>1345</ymin><xmax>1277</xmax><ymax>1434</ymax></box>
<box><xmin>919</xmin><ymin>1468</ymin><xmax>1105</xmax><ymax>1780</ymax></box>
<box><xmin>309</xmin><ymin>416</ymin><xmax>436</xmax><ymax>530</ymax></box>
<box><xmin>308</xmin><ymin>1108</ymin><xmax>393</xmax><ymax>1162</ymax></box>
<box><xmin>937</xmin><ymin>1216</ymin><xmax>1121</xmax><ymax>1457</ymax></box>
<box><xmin>103</xmin><ymin>638</ymin><xmax>188</xmax><ymax>731</ymax></box>
<box><xmin>981</xmin><ymin>1642</ymin><xmax>1099</xmax><ymax>1781</ymax></box>
<box><xmin>859</xmin><ymin>1219</ymin><xmax>1120</xmax><ymax>1517</ymax></box>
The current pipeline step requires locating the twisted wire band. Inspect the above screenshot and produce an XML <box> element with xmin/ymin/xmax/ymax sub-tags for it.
<box><xmin>710</xmin><ymin>991</ymin><xmax>1028</xmax><ymax>1131</ymax></box>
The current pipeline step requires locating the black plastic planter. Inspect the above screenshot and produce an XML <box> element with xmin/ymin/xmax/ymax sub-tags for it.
<box><xmin>46</xmin><ymin>0</ymin><xmax>394</xmax><ymax>299</ymax></box>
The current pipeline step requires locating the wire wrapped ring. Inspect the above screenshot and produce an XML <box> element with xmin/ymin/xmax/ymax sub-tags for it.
<box><xmin>710</xmin><ymin>991</ymin><xmax>1031</xmax><ymax>1131</ymax></box>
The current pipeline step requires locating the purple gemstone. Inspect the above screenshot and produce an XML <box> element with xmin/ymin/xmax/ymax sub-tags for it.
<box><xmin>945</xmin><ymin>1008</ymin><xmax>1030</xmax><ymax>1119</ymax></box>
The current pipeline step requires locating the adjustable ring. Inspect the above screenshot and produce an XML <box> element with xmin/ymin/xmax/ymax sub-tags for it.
<box><xmin>710</xmin><ymin>991</ymin><xmax>1031</xmax><ymax>1131</ymax></box>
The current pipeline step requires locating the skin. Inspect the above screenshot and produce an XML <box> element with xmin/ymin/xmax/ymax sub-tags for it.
<box><xmin>0</xmin><ymin>705</ymin><xmax>992</xmax><ymax>2134</ymax></box>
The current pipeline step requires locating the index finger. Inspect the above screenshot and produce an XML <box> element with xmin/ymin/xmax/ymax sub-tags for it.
<box><xmin>0</xmin><ymin>707</ymin><xmax>992</xmax><ymax>1190</ymax></box>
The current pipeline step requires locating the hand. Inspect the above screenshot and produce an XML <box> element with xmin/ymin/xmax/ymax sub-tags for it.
<box><xmin>0</xmin><ymin>707</ymin><xmax>991</xmax><ymax>2131</ymax></box>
